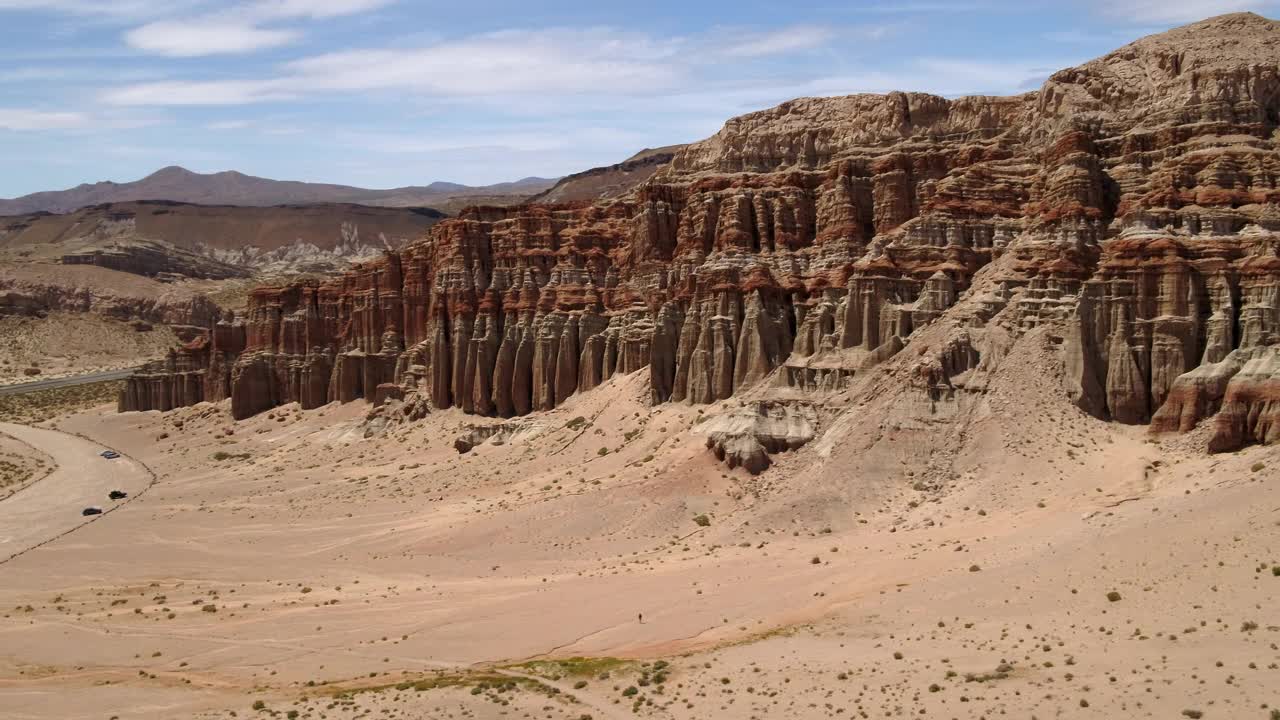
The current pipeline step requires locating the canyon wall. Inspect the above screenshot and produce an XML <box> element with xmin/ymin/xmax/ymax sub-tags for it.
<box><xmin>121</xmin><ymin>13</ymin><xmax>1280</xmax><ymax>451</ymax></box>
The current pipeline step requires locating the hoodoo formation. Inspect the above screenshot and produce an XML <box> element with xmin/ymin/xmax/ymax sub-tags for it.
<box><xmin>121</xmin><ymin>14</ymin><xmax>1280</xmax><ymax>453</ymax></box>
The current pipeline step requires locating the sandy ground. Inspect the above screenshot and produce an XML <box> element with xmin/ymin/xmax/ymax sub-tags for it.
<box><xmin>0</xmin><ymin>431</ymin><xmax>52</xmax><ymax>499</ymax></box>
<box><xmin>0</xmin><ymin>368</ymin><xmax>1276</xmax><ymax>720</ymax></box>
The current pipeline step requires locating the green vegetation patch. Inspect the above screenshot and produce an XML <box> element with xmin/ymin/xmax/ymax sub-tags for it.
<box><xmin>510</xmin><ymin>656</ymin><xmax>630</xmax><ymax>679</ymax></box>
<box><xmin>325</xmin><ymin>669</ymin><xmax>562</xmax><ymax>701</ymax></box>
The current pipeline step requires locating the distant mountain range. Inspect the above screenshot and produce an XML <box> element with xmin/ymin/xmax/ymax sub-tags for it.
<box><xmin>0</xmin><ymin>166</ymin><xmax>559</xmax><ymax>216</ymax></box>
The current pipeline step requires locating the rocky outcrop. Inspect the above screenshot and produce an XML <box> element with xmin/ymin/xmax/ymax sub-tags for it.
<box><xmin>122</xmin><ymin>14</ymin><xmax>1280</xmax><ymax>452</ymax></box>
<box><xmin>360</xmin><ymin>389</ymin><xmax>432</xmax><ymax>437</ymax></box>
<box><xmin>454</xmin><ymin>420</ymin><xmax>545</xmax><ymax>453</ymax></box>
<box><xmin>1151</xmin><ymin>343</ymin><xmax>1280</xmax><ymax>451</ymax></box>
<box><xmin>61</xmin><ymin>238</ymin><xmax>249</xmax><ymax>280</ymax></box>
<box><xmin>1207</xmin><ymin>345</ymin><xmax>1280</xmax><ymax>450</ymax></box>
<box><xmin>0</xmin><ymin>273</ymin><xmax>224</xmax><ymax>329</ymax></box>
<box><xmin>701</xmin><ymin>401</ymin><xmax>817</xmax><ymax>474</ymax></box>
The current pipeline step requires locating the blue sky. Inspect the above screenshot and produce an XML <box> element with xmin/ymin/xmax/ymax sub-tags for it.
<box><xmin>0</xmin><ymin>0</ymin><xmax>1274</xmax><ymax>196</ymax></box>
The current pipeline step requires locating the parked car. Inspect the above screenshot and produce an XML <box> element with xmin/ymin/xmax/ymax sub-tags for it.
<box><xmin>82</xmin><ymin>507</ymin><xmax>103</xmax><ymax>516</ymax></box>
<box><xmin>108</xmin><ymin>490</ymin><xmax>127</xmax><ymax>500</ymax></box>
<box><xmin>100</xmin><ymin>450</ymin><xmax>119</xmax><ymax>459</ymax></box>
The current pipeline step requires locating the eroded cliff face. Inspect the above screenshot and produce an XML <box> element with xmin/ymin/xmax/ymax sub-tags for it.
<box><xmin>122</xmin><ymin>13</ymin><xmax>1280</xmax><ymax>452</ymax></box>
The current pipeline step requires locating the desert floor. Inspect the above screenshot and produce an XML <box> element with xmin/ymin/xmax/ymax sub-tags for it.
<box><xmin>0</xmin><ymin>371</ymin><xmax>1276</xmax><ymax>720</ymax></box>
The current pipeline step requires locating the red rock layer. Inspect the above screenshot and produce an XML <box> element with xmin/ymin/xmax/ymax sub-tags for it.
<box><xmin>122</xmin><ymin>14</ymin><xmax>1280</xmax><ymax>451</ymax></box>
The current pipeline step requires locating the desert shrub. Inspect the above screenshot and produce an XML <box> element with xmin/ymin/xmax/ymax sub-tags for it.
<box><xmin>1106</xmin><ymin>591</ymin><xmax>1122</xmax><ymax>602</ymax></box>
<box><xmin>692</xmin><ymin>514</ymin><xmax>710</xmax><ymax>527</ymax></box>
<box><xmin>0</xmin><ymin>380</ymin><xmax>123</xmax><ymax>424</ymax></box>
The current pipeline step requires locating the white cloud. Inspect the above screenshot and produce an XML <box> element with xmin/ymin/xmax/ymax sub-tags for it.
<box><xmin>341</xmin><ymin>126</ymin><xmax>650</xmax><ymax>155</ymax></box>
<box><xmin>103</xmin><ymin>79</ymin><xmax>291</xmax><ymax>105</ymax></box>
<box><xmin>0</xmin><ymin>0</ymin><xmax>390</xmax><ymax>21</ymax></box>
<box><xmin>287</xmin><ymin>28</ymin><xmax>682</xmax><ymax>96</ymax></box>
<box><xmin>0</xmin><ymin>108</ymin><xmax>88</xmax><ymax>130</ymax></box>
<box><xmin>1097</xmin><ymin>0</ymin><xmax>1277</xmax><ymax>23</ymax></box>
<box><xmin>249</xmin><ymin>0</ymin><xmax>392</xmax><ymax>20</ymax></box>
<box><xmin>125</xmin><ymin>21</ymin><xmax>299</xmax><ymax>56</ymax></box>
<box><xmin>105</xmin><ymin>24</ymin><xmax>850</xmax><ymax>106</ymax></box>
<box><xmin>719</xmin><ymin>26</ymin><xmax>839</xmax><ymax>57</ymax></box>
<box><xmin>119</xmin><ymin>0</ymin><xmax>393</xmax><ymax>57</ymax></box>
<box><xmin>0</xmin><ymin>1</ymin><xmax>182</xmax><ymax>17</ymax></box>
<box><xmin>105</xmin><ymin>28</ymin><xmax>688</xmax><ymax>104</ymax></box>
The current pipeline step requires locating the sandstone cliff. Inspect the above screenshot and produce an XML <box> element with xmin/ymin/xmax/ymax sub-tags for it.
<box><xmin>121</xmin><ymin>14</ymin><xmax>1280</xmax><ymax>454</ymax></box>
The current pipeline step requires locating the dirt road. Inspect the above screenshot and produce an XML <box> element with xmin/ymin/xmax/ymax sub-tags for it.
<box><xmin>0</xmin><ymin>422</ymin><xmax>150</xmax><ymax>563</ymax></box>
<box><xmin>0</xmin><ymin>369</ymin><xmax>135</xmax><ymax>397</ymax></box>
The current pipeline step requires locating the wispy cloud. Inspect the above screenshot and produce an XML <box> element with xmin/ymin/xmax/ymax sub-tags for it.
<box><xmin>103</xmin><ymin>79</ymin><xmax>294</xmax><ymax>105</ymax></box>
<box><xmin>104</xmin><ymin>27</ymin><xmax>688</xmax><ymax>104</ymax></box>
<box><xmin>125</xmin><ymin>22</ymin><xmax>300</xmax><ymax>56</ymax></box>
<box><xmin>250</xmin><ymin>0</ymin><xmax>392</xmax><ymax>20</ymax></box>
<box><xmin>102</xmin><ymin>24</ymin><xmax>869</xmax><ymax>106</ymax></box>
<box><xmin>122</xmin><ymin>0</ymin><xmax>394</xmax><ymax>56</ymax></box>
<box><xmin>718</xmin><ymin>25</ymin><xmax>838</xmax><ymax>57</ymax></box>
<box><xmin>340</xmin><ymin>126</ymin><xmax>650</xmax><ymax>155</ymax></box>
<box><xmin>0</xmin><ymin>1</ymin><xmax>191</xmax><ymax>18</ymax></box>
<box><xmin>0</xmin><ymin>108</ymin><xmax>89</xmax><ymax>130</ymax></box>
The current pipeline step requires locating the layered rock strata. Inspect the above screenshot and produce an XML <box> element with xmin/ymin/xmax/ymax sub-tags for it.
<box><xmin>122</xmin><ymin>14</ymin><xmax>1280</xmax><ymax>451</ymax></box>
<box><xmin>701</xmin><ymin>401</ymin><xmax>817</xmax><ymax>474</ymax></box>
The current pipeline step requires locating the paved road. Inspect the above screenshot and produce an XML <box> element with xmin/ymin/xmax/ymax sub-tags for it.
<box><xmin>0</xmin><ymin>422</ymin><xmax>151</xmax><ymax>563</ymax></box>
<box><xmin>0</xmin><ymin>368</ymin><xmax>135</xmax><ymax>397</ymax></box>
